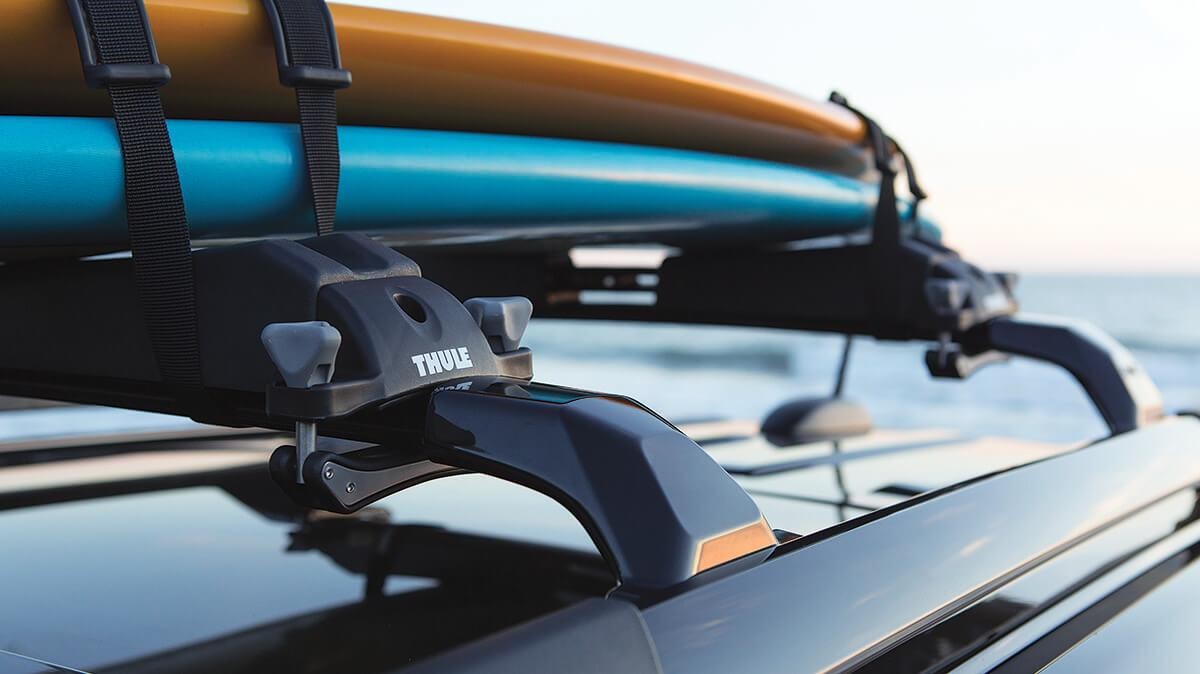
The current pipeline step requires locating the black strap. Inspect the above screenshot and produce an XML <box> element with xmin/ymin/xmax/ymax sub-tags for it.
<box><xmin>829</xmin><ymin>91</ymin><xmax>928</xmax><ymax>237</ymax></box>
<box><xmin>829</xmin><ymin>91</ymin><xmax>932</xmax><ymax>323</ymax></box>
<box><xmin>829</xmin><ymin>92</ymin><xmax>899</xmax><ymax>248</ymax></box>
<box><xmin>66</xmin><ymin>0</ymin><xmax>203</xmax><ymax>392</ymax></box>
<box><xmin>890</xmin><ymin>139</ymin><xmax>927</xmax><ymax>224</ymax></box>
<box><xmin>261</xmin><ymin>0</ymin><xmax>351</xmax><ymax>236</ymax></box>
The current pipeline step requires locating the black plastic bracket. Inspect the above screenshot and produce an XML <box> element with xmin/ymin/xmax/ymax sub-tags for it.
<box><xmin>925</xmin><ymin>344</ymin><xmax>1010</xmax><ymax>380</ymax></box>
<box><xmin>261</xmin><ymin>0</ymin><xmax>352</xmax><ymax>88</ymax></box>
<box><xmin>271</xmin><ymin>441</ymin><xmax>466</xmax><ymax>512</ymax></box>
<box><xmin>65</xmin><ymin>0</ymin><xmax>172</xmax><ymax>88</ymax></box>
<box><xmin>406</xmin><ymin>241</ymin><xmax>1169</xmax><ymax>440</ymax></box>
<box><xmin>268</xmin><ymin>380</ymin><xmax>778</xmax><ymax>591</ymax></box>
<box><xmin>928</xmin><ymin>315</ymin><xmax>1164</xmax><ymax>435</ymax></box>
<box><xmin>416</xmin><ymin>235</ymin><xmax>1018</xmax><ymax>342</ymax></box>
<box><xmin>0</xmin><ymin>231</ymin><xmax>774</xmax><ymax>589</ymax></box>
<box><xmin>0</xmin><ymin>233</ymin><xmax>532</xmax><ymax>425</ymax></box>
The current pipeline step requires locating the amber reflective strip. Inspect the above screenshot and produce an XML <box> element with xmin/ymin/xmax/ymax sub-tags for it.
<box><xmin>694</xmin><ymin>517</ymin><xmax>777</xmax><ymax>574</ymax></box>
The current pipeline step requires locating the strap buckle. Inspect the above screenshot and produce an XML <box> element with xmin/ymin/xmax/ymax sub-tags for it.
<box><xmin>262</xmin><ymin>0</ymin><xmax>352</xmax><ymax>89</ymax></box>
<box><xmin>829</xmin><ymin>91</ymin><xmax>892</xmax><ymax>175</ymax></box>
<box><xmin>65</xmin><ymin>0</ymin><xmax>172</xmax><ymax>88</ymax></box>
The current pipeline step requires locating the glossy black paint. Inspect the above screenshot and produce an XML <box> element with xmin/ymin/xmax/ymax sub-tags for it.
<box><xmin>858</xmin><ymin>488</ymin><xmax>1200</xmax><ymax>673</ymax></box>
<box><xmin>5</xmin><ymin>416</ymin><xmax>1200</xmax><ymax>672</ymax></box>
<box><xmin>640</xmin><ymin>418</ymin><xmax>1200</xmax><ymax>673</ymax></box>
<box><xmin>1035</xmin><ymin>547</ymin><xmax>1200</xmax><ymax>673</ymax></box>
<box><xmin>0</xmin><ymin>454</ymin><xmax>611</xmax><ymax>672</ymax></box>
<box><xmin>402</xmin><ymin>599</ymin><xmax>663</xmax><ymax>674</ymax></box>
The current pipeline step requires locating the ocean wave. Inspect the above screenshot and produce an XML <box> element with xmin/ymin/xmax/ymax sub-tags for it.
<box><xmin>1113</xmin><ymin>335</ymin><xmax>1200</xmax><ymax>356</ymax></box>
<box><xmin>536</xmin><ymin>346</ymin><xmax>794</xmax><ymax>373</ymax></box>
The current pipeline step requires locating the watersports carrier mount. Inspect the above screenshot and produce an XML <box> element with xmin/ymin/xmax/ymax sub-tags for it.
<box><xmin>0</xmin><ymin>0</ymin><xmax>1164</xmax><ymax>596</ymax></box>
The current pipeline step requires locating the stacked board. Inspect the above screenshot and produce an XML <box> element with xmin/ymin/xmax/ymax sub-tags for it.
<box><xmin>0</xmin><ymin>0</ymin><xmax>868</xmax><ymax>176</ymax></box>
<box><xmin>0</xmin><ymin>1</ymin><xmax>931</xmax><ymax>259</ymax></box>
<box><xmin>0</xmin><ymin>117</ymin><xmax>936</xmax><ymax>258</ymax></box>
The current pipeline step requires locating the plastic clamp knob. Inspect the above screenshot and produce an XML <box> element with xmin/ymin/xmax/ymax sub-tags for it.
<box><xmin>464</xmin><ymin>297</ymin><xmax>533</xmax><ymax>354</ymax></box>
<box><xmin>261</xmin><ymin>321</ymin><xmax>342</xmax><ymax>389</ymax></box>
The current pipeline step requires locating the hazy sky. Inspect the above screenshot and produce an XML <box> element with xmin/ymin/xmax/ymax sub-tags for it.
<box><xmin>349</xmin><ymin>0</ymin><xmax>1198</xmax><ymax>272</ymax></box>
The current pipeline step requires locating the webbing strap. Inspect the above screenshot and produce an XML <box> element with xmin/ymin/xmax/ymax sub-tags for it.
<box><xmin>262</xmin><ymin>0</ymin><xmax>351</xmax><ymax>236</ymax></box>
<box><xmin>294</xmin><ymin>87</ymin><xmax>340</xmax><ymax>236</ymax></box>
<box><xmin>829</xmin><ymin>92</ymin><xmax>928</xmax><ymax>240</ymax></box>
<box><xmin>829</xmin><ymin>92</ymin><xmax>900</xmax><ymax>249</ymax></box>
<box><xmin>890</xmin><ymin>140</ymin><xmax>928</xmax><ymax>224</ymax></box>
<box><xmin>66</xmin><ymin>0</ymin><xmax>203</xmax><ymax>392</ymax></box>
<box><xmin>829</xmin><ymin>91</ymin><xmax>929</xmax><ymax>323</ymax></box>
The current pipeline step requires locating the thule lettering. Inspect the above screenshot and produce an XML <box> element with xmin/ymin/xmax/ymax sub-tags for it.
<box><xmin>411</xmin><ymin>347</ymin><xmax>474</xmax><ymax>377</ymax></box>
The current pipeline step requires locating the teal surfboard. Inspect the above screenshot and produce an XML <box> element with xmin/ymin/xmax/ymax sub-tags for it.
<box><xmin>0</xmin><ymin>117</ymin><xmax>934</xmax><ymax>255</ymax></box>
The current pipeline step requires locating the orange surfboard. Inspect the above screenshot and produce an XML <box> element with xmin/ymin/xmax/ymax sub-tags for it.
<box><xmin>0</xmin><ymin>1</ymin><xmax>868</xmax><ymax>175</ymax></box>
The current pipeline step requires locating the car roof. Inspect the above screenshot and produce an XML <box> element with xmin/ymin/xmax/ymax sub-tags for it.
<box><xmin>0</xmin><ymin>403</ymin><xmax>1071</xmax><ymax>672</ymax></box>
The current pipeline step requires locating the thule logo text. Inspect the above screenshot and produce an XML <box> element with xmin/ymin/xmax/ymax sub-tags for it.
<box><xmin>411</xmin><ymin>347</ymin><xmax>474</xmax><ymax>377</ymax></box>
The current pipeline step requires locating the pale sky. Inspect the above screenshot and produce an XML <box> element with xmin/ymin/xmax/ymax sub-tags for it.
<box><xmin>348</xmin><ymin>0</ymin><xmax>1199</xmax><ymax>273</ymax></box>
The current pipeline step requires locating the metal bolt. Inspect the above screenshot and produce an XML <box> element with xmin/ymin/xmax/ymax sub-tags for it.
<box><xmin>323</xmin><ymin>465</ymin><xmax>335</xmax><ymax>480</ymax></box>
<box><xmin>295</xmin><ymin>421</ymin><xmax>317</xmax><ymax>484</ymax></box>
<box><xmin>346</xmin><ymin>482</ymin><xmax>356</xmax><ymax>494</ymax></box>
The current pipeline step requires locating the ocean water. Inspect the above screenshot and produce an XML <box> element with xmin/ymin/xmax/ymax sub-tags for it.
<box><xmin>524</xmin><ymin>275</ymin><xmax>1200</xmax><ymax>444</ymax></box>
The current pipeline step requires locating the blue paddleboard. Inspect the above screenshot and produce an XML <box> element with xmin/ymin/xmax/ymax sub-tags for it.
<box><xmin>0</xmin><ymin>116</ymin><xmax>934</xmax><ymax>253</ymax></box>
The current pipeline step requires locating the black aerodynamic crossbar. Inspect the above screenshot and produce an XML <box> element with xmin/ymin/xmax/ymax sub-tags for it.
<box><xmin>410</xmin><ymin>237</ymin><xmax>1162</xmax><ymax>436</ymax></box>
<box><xmin>0</xmin><ymin>233</ymin><xmax>777</xmax><ymax>593</ymax></box>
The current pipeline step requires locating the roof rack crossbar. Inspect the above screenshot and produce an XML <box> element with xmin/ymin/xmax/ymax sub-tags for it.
<box><xmin>271</xmin><ymin>382</ymin><xmax>778</xmax><ymax>591</ymax></box>
<box><xmin>411</xmin><ymin>240</ymin><xmax>1162</xmax><ymax>436</ymax></box>
<box><xmin>928</xmin><ymin>315</ymin><xmax>1164</xmax><ymax>434</ymax></box>
<box><xmin>413</xmin><ymin>237</ymin><xmax>1017</xmax><ymax>341</ymax></box>
<box><xmin>0</xmin><ymin>233</ymin><xmax>775</xmax><ymax>592</ymax></box>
